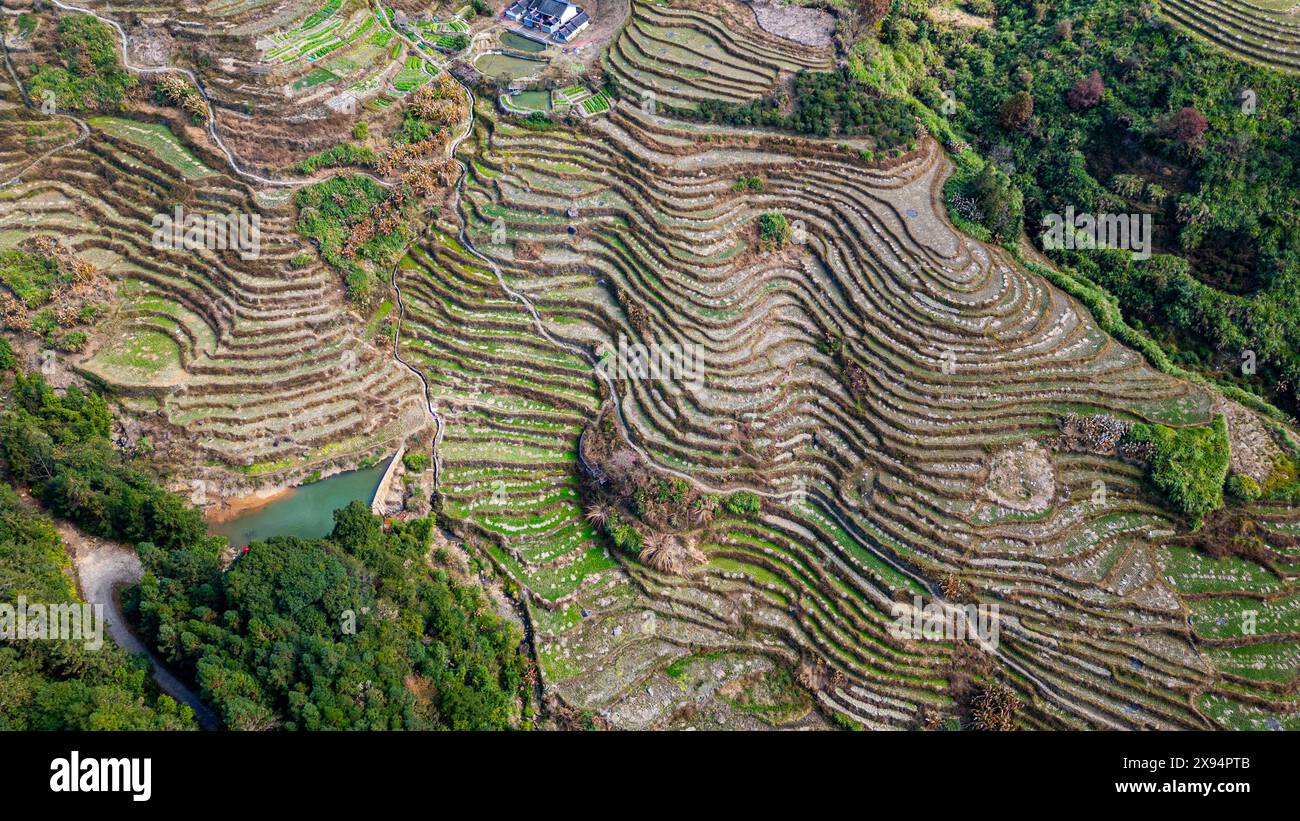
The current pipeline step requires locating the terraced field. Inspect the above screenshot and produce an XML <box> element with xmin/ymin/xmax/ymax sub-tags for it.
<box><xmin>433</xmin><ymin>96</ymin><xmax>1300</xmax><ymax>728</ymax></box>
<box><xmin>3</xmin><ymin>0</ymin><xmax>1296</xmax><ymax>733</ymax></box>
<box><xmin>0</xmin><ymin>87</ymin><xmax>426</xmax><ymax>491</ymax></box>
<box><xmin>604</xmin><ymin>0</ymin><xmax>834</xmax><ymax>111</ymax></box>
<box><xmin>44</xmin><ymin>0</ymin><xmax>428</xmax><ymax>169</ymax></box>
<box><xmin>1159</xmin><ymin>0</ymin><xmax>1300</xmax><ymax>73</ymax></box>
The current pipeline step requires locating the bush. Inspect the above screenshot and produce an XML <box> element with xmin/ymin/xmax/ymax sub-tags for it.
<box><xmin>0</xmin><ymin>248</ymin><xmax>64</xmax><ymax>309</ymax></box>
<box><xmin>0</xmin><ymin>485</ymin><xmax>195</xmax><ymax>730</ymax></box>
<box><xmin>1125</xmin><ymin>416</ymin><xmax>1230</xmax><ymax>528</ymax></box>
<box><xmin>0</xmin><ymin>371</ymin><xmax>208</xmax><ymax>551</ymax></box>
<box><xmin>1</xmin><ymin>363</ymin><xmax>528</xmax><ymax>731</ymax></box>
<box><xmin>724</xmin><ymin>491</ymin><xmax>762</xmax><ymax>517</ymax></box>
<box><xmin>997</xmin><ymin>91</ymin><xmax>1033</xmax><ymax>131</ymax></box>
<box><xmin>297</xmin><ymin>142</ymin><xmax>379</xmax><ymax>175</ymax></box>
<box><xmin>54</xmin><ymin>331</ymin><xmax>87</xmax><ymax>352</ymax></box>
<box><xmin>294</xmin><ymin>175</ymin><xmax>407</xmax><ymax>307</ymax></box>
<box><xmin>518</xmin><ymin>111</ymin><xmax>555</xmax><ymax>131</ymax></box>
<box><xmin>403</xmin><ymin>451</ymin><xmax>429</xmax><ymax>473</ymax></box>
<box><xmin>758</xmin><ymin>212</ymin><xmax>791</xmax><ymax>249</ymax></box>
<box><xmin>0</xmin><ymin>335</ymin><xmax>15</xmax><ymax>371</ymax></box>
<box><xmin>1226</xmin><ymin>473</ymin><xmax>1262</xmax><ymax>503</ymax></box>
<box><xmin>969</xmin><ymin>163</ymin><xmax>1023</xmax><ymax>243</ymax></box>
<box><xmin>1066</xmin><ymin>70</ymin><xmax>1104</xmax><ymax>111</ymax></box>
<box><xmin>394</xmin><ymin>108</ymin><xmax>432</xmax><ymax>143</ymax></box>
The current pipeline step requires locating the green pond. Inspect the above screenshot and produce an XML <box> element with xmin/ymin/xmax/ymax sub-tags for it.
<box><xmin>210</xmin><ymin>459</ymin><xmax>390</xmax><ymax>547</ymax></box>
<box><xmin>510</xmin><ymin>90</ymin><xmax>552</xmax><ymax>111</ymax></box>
<box><xmin>500</xmin><ymin>30</ymin><xmax>548</xmax><ymax>53</ymax></box>
<box><xmin>475</xmin><ymin>52</ymin><xmax>547</xmax><ymax>80</ymax></box>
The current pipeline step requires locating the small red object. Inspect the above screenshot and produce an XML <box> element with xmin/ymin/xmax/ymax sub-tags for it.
<box><xmin>242</xmin><ymin>546</ymin><xmax>250</xmax><ymax>553</ymax></box>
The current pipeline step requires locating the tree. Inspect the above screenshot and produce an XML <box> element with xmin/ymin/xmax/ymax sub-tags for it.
<box><xmin>1067</xmin><ymin>70</ymin><xmax>1104</xmax><ymax>111</ymax></box>
<box><xmin>998</xmin><ymin>91</ymin><xmax>1034</xmax><ymax>131</ymax></box>
<box><xmin>724</xmin><ymin>491</ymin><xmax>762</xmax><ymax>517</ymax></box>
<box><xmin>758</xmin><ymin>212</ymin><xmax>792</xmax><ymax>249</ymax></box>
<box><xmin>330</xmin><ymin>499</ymin><xmax>383</xmax><ymax>557</ymax></box>
<box><xmin>838</xmin><ymin>0</ymin><xmax>891</xmax><ymax>44</ymax></box>
<box><xmin>970</xmin><ymin>163</ymin><xmax>1024</xmax><ymax>242</ymax></box>
<box><xmin>1165</xmin><ymin>106</ymin><xmax>1208</xmax><ymax>149</ymax></box>
<box><xmin>860</xmin><ymin>0</ymin><xmax>891</xmax><ymax>25</ymax></box>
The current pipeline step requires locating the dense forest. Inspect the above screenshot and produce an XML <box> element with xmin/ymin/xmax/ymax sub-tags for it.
<box><xmin>865</xmin><ymin>0</ymin><xmax>1300</xmax><ymax>417</ymax></box>
<box><xmin>0</xmin><ymin>355</ymin><xmax>531</xmax><ymax>730</ymax></box>
<box><xmin>0</xmin><ymin>484</ymin><xmax>196</xmax><ymax>730</ymax></box>
<box><xmin>129</xmin><ymin>504</ymin><xmax>529</xmax><ymax>730</ymax></box>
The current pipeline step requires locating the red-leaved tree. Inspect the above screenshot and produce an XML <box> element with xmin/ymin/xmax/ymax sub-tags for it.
<box><xmin>1166</xmin><ymin>106</ymin><xmax>1209</xmax><ymax>148</ymax></box>
<box><xmin>1067</xmin><ymin>70</ymin><xmax>1104</xmax><ymax>111</ymax></box>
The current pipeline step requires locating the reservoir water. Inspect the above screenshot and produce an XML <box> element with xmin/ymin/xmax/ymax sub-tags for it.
<box><xmin>474</xmin><ymin>51</ymin><xmax>547</xmax><ymax>80</ymax></box>
<box><xmin>209</xmin><ymin>459</ymin><xmax>390</xmax><ymax>547</ymax></box>
<box><xmin>500</xmin><ymin>30</ymin><xmax>548</xmax><ymax>53</ymax></box>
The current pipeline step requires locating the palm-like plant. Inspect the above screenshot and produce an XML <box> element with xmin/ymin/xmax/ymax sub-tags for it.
<box><xmin>640</xmin><ymin>531</ymin><xmax>668</xmax><ymax>559</ymax></box>
<box><xmin>584</xmin><ymin>502</ymin><xmax>614</xmax><ymax>530</ymax></box>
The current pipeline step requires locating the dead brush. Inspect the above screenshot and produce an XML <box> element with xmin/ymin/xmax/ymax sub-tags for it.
<box><xmin>1171</xmin><ymin>506</ymin><xmax>1295</xmax><ymax>567</ymax></box>
<box><xmin>640</xmin><ymin>532</ymin><xmax>706</xmax><ymax>575</ymax></box>
<box><xmin>971</xmin><ymin>682</ymin><xmax>1021</xmax><ymax>731</ymax></box>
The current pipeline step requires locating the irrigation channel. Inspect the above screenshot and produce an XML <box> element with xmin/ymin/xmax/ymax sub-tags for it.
<box><xmin>9</xmin><ymin>3</ymin><xmax>1124</xmax><ymax>728</ymax></box>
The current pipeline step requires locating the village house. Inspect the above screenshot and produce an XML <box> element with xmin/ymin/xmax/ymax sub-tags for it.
<box><xmin>503</xmin><ymin>0</ymin><xmax>590</xmax><ymax>42</ymax></box>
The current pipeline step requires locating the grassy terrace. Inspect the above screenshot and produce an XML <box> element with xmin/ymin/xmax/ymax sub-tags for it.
<box><xmin>604</xmin><ymin>0</ymin><xmax>834</xmax><ymax>111</ymax></box>
<box><xmin>1159</xmin><ymin>0</ymin><xmax>1300</xmax><ymax>73</ymax></box>
<box><xmin>1</xmin><ymin>101</ymin><xmax>425</xmax><ymax>482</ymax></box>
<box><xmin>86</xmin><ymin>117</ymin><xmax>215</xmax><ymax>179</ymax></box>
<box><xmin>444</xmin><ymin>89</ymin><xmax>1299</xmax><ymax>727</ymax></box>
<box><xmin>396</xmin><ymin>236</ymin><xmax>621</xmax><ymax>670</ymax></box>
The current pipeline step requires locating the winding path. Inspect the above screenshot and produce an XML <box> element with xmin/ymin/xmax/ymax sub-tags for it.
<box><xmin>61</xmin><ymin>525</ymin><xmax>221</xmax><ymax>730</ymax></box>
<box><xmin>0</xmin><ymin>28</ymin><xmax>89</xmax><ymax>189</ymax></box>
<box><xmin>47</xmin><ymin>0</ymin><xmax>315</xmax><ymax>187</ymax></box>
<box><xmin>14</xmin><ymin>2</ymin><xmax>1124</xmax><ymax>729</ymax></box>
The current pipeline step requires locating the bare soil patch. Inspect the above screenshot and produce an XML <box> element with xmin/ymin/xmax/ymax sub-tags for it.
<box><xmin>1213</xmin><ymin>396</ymin><xmax>1282</xmax><ymax>485</ymax></box>
<box><xmin>202</xmin><ymin>486</ymin><xmax>295</xmax><ymax>524</ymax></box>
<box><xmin>748</xmin><ymin>0</ymin><xmax>836</xmax><ymax>48</ymax></box>
<box><xmin>561</xmin><ymin>0</ymin><xmax>631</xmax><ymax>68</ymax></box>
<box><xmin>928</xmin><ymin>5</ymin><xmax>993</xmax><ymax>30</ymax></box>
<box><xmin>984</xmin><ymin>440</ymin><xmax>1055</xmax><ymax>513</ymax></box>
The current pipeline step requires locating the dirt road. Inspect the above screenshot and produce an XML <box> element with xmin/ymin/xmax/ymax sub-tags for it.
<box><xmin>62</xmin><ymin>524</ymin><xmax>221</xmax><ymax>730</ymax></box>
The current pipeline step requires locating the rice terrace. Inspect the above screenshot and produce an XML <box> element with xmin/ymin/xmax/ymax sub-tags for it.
<box><xmin>0</xmin><ymin>0</ymin><xmax>1298</xmax><ymax>746</ymax></box>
